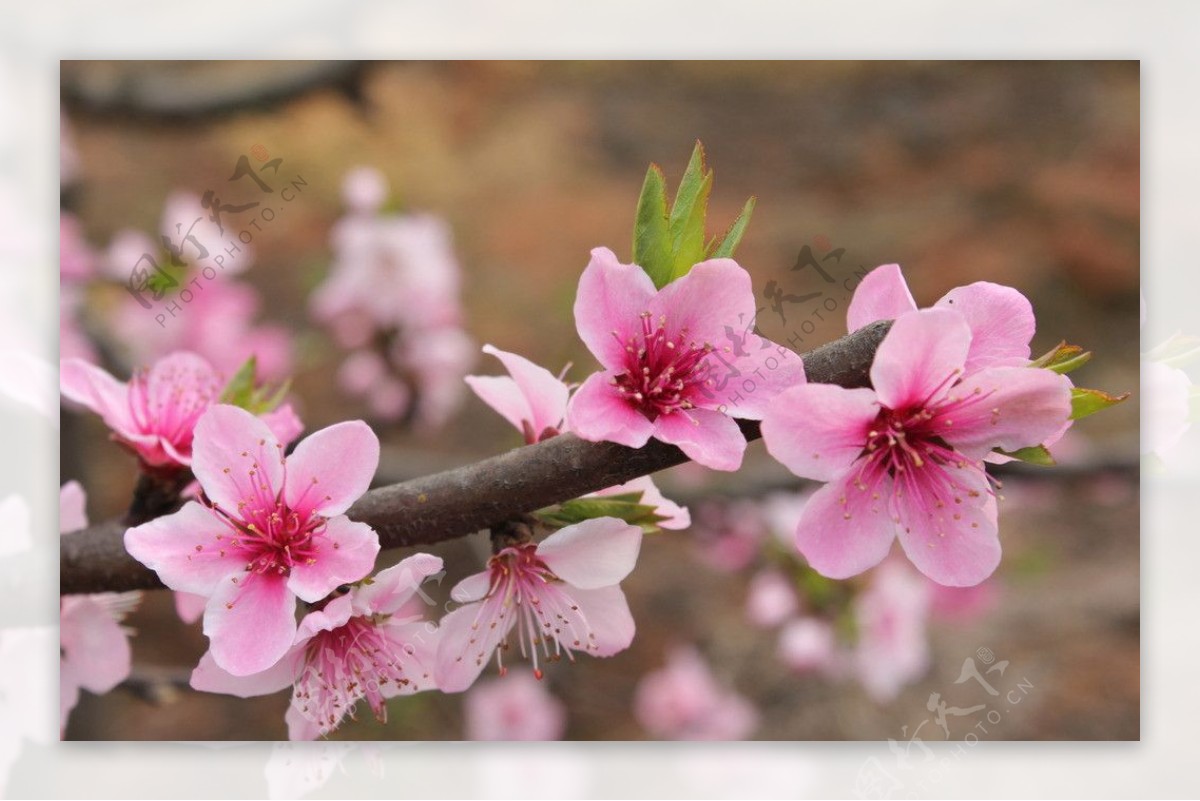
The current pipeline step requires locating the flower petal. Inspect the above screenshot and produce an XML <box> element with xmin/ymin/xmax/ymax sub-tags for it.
<box><xmin>537</xmin><ymin>517</ymin><xmax>642</xmax><ymax>589</ymax></box>
<box><xmin>286</xmin><ymin>516</ymin><xmax>380</xmax><ymax>604</ymax></box>
<box><xmin>284</xmin><ymin>420</ymin><xmax>379</xmax><ymax>518</ymax></box>
<box><xmin>60</xmin><ymin>597</ymin><xmax>131</xmax><ymax>694</ymax></box>
<box><xmin>464</xmin><ymin>375</ymin><xmax>530</xmax><ymax>434</ymax></box>
<box><xmin>380</xmin><ymin>619</ymin><xmax>441</xmax><ymax>695</ymax></box>
<box><xmin>761</xmin><ymin>384</ymin><xmax>880</xmax><ymax>482</ymax></box>
<box><xmin>574</xmin><ymin>246</ymin><xmax>657</xmax><ymax>368</ymax></box>
<box><xmin>174</xmin><ymin>591</ymin><xmax>208</xmax><ymax>624</ymax></box>
<box><xmin>794</xmin><ymin>471</ymin><xmax>897</xmax><ymax>579</ymax></box>
<box><xmin>936</xmin><ymin>366</ymin><xmax>1072</xmax><ymax>460</ymax></box>
<box><xmin>59</xmin><ymin>358</ymin><xmax>132</xmax><ymax>434</ymax></box>
<box><xmin>450</xmin><ymin>570</ymin><xmax>492</xmax><ymax>604</ymax></box>
<box><xmin>870</xmin><ymin>308</ymin><xmax>971</xmax><ymax>410</ymax></box>
<box><xmin>566</xmin><ymin>371</ymin><xmax>655</xmax><ymax>448</ymax></box>
<box><xmin>847</xmin><ymin>263</ymin><xmax>918</xmax><ymax>331</ymax></box>
<box><xmin>124</xmin><ymin>501</ymin><xmax>245</xmax><ymax>595</ymax></box>
<box><xmin>567</xmin><ymin>585</ymin><xmax>636</xmax><ymax>657</ymax></box>
<box><xmin>435</xmin><ymin>598</ymin><xmax>514</xmax><ymax>693</ymax></box>
<box><xmin>591</xmin><ymin>475</ymin><xmax>690</xmax><ymax>529</ymax></box>
<box><xmin>204</xmin><ymin>572</ymin><xmax>298</xmax><ymax>676</ymax></box>
<box><xmin>648</xmin><ymin>258</ymin><xmax>756</xmax><ymax>347</ymax></box>
<box><xmin>935</xmin><ymin>282</ymin><xmax>1035</xmax><ymax>374</ymax></box>
<box><xmin>482</xmin><ymin>344</ymin><xmax>569</xmax><ymax>435</ymax></box>
<box><xmin>652</xmin><ymin>407</ymin><xmax>746</xmax><ymax>471</ymax></box>
<box><xmin>285</xmin><ymin>702</ymin><xmax>322</xmax><ymax>742</ymax></box>
<box><xmin>700</xmin><ymin>334</ymin><xmax>807</xmax><ymax>420</ymax></box>
<box><xmin>893</xmin><ymin>469</ymin><xmax>1001</xmax><ymax>587</ymax></box>
<box><xmin>351</xmin><ymin>552</ymin><xmax>444</xmax><ymax>617</ymax></box>
<box><xmin>260</xmin><ymin>403</ymin><xmax>304</xmax><ymax>448</ymax></box>
<box><xmin>190</xmin><ymin>648</ymin><xmax>299</xmax><ymax>698</ymax></box>
<box><xmin>191</xmin><ymin>405</ymin><xmax>284</xmax><ymax>517</ymax></box>
<box><xmin>59</xmin><ymin>480</ymin><xmax>88</xmax><ymax>533</ymax></box>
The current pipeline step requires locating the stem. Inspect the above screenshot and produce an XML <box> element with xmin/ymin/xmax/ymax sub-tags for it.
<box><xmin>60</xmin><ymin>320</ymin><xmax>892</xmax><ymax>595</ymax></box>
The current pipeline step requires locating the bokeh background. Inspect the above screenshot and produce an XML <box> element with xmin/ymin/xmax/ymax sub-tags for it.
<box><xmin>59</xmin><ymin>60</ymin><xmax>1139</xmax><ymax>741</ymax></box>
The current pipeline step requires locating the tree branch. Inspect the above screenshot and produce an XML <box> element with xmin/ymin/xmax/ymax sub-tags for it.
<box><xmin>60</xmin><ymin>321</ymin><xmax>891</xmax><ymax>595</ymax></box>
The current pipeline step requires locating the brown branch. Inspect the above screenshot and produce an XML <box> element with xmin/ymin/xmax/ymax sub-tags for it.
<box><xmin>60</xmin><ymin>321</ymin><xmax>892</xmax><ymax>595</ymax></box>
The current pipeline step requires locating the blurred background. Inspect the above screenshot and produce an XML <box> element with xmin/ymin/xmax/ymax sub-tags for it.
<box><xmin>59</xmin><ymin>60</ymin><xmax>1139</xmax><ymax>741</ymax></box>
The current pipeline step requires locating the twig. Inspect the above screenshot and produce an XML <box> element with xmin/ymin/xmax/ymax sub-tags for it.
<box><xmin>60</xmin><ymin>321</ymin><xmax>892</xmax><ymax>595</ymax></box>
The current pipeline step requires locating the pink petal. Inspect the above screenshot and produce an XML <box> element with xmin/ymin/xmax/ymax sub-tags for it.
<box><xmin>380</xmin><ymin>619</ymin><xmax>441</xmax><ymax>695</ymax></box>
<box><xmin>286</xmin><ymin>516</ymin><xmax>380</xmax><ymax>604</ymax></box>
<box><xmin>174</xmin><ymin>592</ymin><xmax>207</xmax><ymax>624</ymax></box>
<box><xmin>464</xmin><ymin>375</ymin><xmax>529</xmax><ymax>434</ymax></box>
<box><xmin>568</xmin><ymin>585</ymin><xmax>636</xmax><ymax>656</ymax></box>
<box><xmin>893</xmin><ymin>469</ymin><xmax>1001</xmax><ymax>587</ymax></box>
<box><xmin>652</xmin><ymin>407</ymin><xmax>745</xmax><ymax>471</ymax></box>
<box><xmin>870</xmin><ymin>308</ymin><xmax>971</xmax><ymax>410</ymax></box>
<box><xmin>203</xmin><ymin>572</ymin><xmax>298</xmax><ymax>676</ymax></box>
<box><xmin>351</xmin><ymin>553</ymin><xmax>444</xmax><ymax>617</ymax></box>
<box><xmin>59</xmin><ymin>358</ymin><xmax>132</xmax><ymax>434</ymax></box>
<box><xmin>295</xmin><ymin>595</ymin><xmax>355</xmax><ymax>641</ymax></box>
<box><xmin>60</xmin><ymin>597</ymin><xmax>131</xmax><ymax>693</ymax></box>
<box><xmin>59</xmin><ymin>480</ymin><xmax>88</xmax><ymax>533</ymax></box>
<box><xmin>794</xmin><ymin>471</ymin><xmax>897</xmax><ymax>579</ymax></box>
<box><xmin>482</xmin><ymin>344</ymin><xmax>569</xmax><ymax>435</ymax></box>
<box><xmin>435</xmin><ymin>600</ymin><xmax>514</xmax><ymax>693</ymax></box>
<box><xmin>846</xmin><ymin>263</ymin><xmax>918</xmax><ymax>331</ymax></box>
<box><xmin>574</xmin><ymin>246</ymin><xmax>657</xmax><ymax>368</ymax></box>
<box><xmin>937</xmin><ymin>366</ymin><xmax>1072</xmax><ymax>460</ymax></box>
<box><xmin>190</xmin><ymin>648</ymin><xmax>299</xmax><ymax>698</ymax></box>
<box><xmin>935</xmin><ymin>282</ymin><xmax>1035</xmax><ymax>374</ymax></box>
<box><xmin>191</xmin><ymin>405</ymin><xmax>284</xmax><ymax>517</ymax></box>
<box><xmin>450</xmin><ymin>570</ymin><xmax>492</xmax><ymax>604</ymax></box>
<box><xmin>761</xmin><ymin>384</ymin><xmax>880</xmax><ymax>482</ymax></box>
<box><xmin>260</xmin><ymin>403</ymin><xmax>304</xmax><ymax>448</ymax></box>
<box><xmin>537</xmin><ymin>517</ymin><xmax>642</xmax><ymax>589</ymax></box>
<box><xmin>285</xmin><ymin>702</ymin><xmax>322</xmax><ymax>742</ymax></box>
<box><xmin>124</xmin><ymin>501</ymin><xmax>245</xmax><ymax>595</ymax></box>
<box><xmin>701</xmin><ymin>334</ymin><xmax>807</xmax><ymax>420</ymax></box>
<box><xmin>283</xmin><ymin>420</ymin><xmax>379</xmax><ymax>518</ymax></box>
<box><xmin>592</xmin><ymin>475</ymin><xmax>690</xmax><ymax>529</ymax></box>
<box><xmin>648</xmin><ymin>258</ymin><xmax>756</xmax><ymax>348</ymax></box>
<box><xmin>566</xmin><ymin>371</ymin><xmax>655</xmax><ymax>448</ymax></box>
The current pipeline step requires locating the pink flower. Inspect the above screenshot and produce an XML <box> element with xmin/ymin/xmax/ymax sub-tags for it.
<box><xmin>465</xmin><ymin>344</ymin><xmax>691</xmax><ymax>529</ymax></box>
<box><xmin>59</xmin><ymin>482</ymin><xmax>139</xmax><ymax>732</ymax></box>
<box><xmin>762</xmin><ymin>308</ymin><xmax>1071</xmax><ymax>586</ymax></box>
<box><xmin>60</xmin><ymin>214</ymin><xmax>95</xmax><ymax>282</ymax></box>
<box><xmin>633</xmin><ymin>646</ymin><xmax>758</xmax><ymax>740</ymax></box>
<box><xmin>744</xmin><ymin>569</ymin><xmax>800</xmax><ymax>628</ymax></box>
<box><xmin>566</xmin><ymin>247</ymin><xmax>805</xmax><ymax>471</ymax></box>
<box><xmin>852</xmin><ymin>561</ymin><xmax>932</xmax><ymax>702</ymax></box>
<box><xmin>191</xmin><ymin>554</ymin><xmax>443</xmax><ymax>740</ymax></box>
<box><xmin>60</xmin><ymin>351</ymin><xmax>301</xmax><ymax>470</ymax></box>
<box><xmin>848</xmin><ymin>263</ymin><xmax>1038</xmax><ymax>376</ymax></box>
<box><xmin>464</xmin><ymin>672</ymin><xmax>568</xmax><ymax>741</ymax></box>
<box><xmin>436</xmin><ymin>517</ymin><xmax>642</xmax><ymax>692</ymax></box>
<box><xmin>777</xmin><ymin>617</ymin><xmax>838</xmax><ymax>675</ymax></box>
<box><xmin>125</xmin><ymin>405</ymin><xmax>381</xmax><ymax>676</ymax></box>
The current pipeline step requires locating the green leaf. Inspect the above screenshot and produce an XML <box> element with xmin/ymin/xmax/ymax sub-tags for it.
<box><xmin>1070</xmin><ymin>386</ymin><xmax>1130</xmax><ymax>420</ymax></box>
<box><xmin>219</xmin><ymin>356</ymin><xmax>258</xmax><ymax>407</ymax></box>
<box><xmin>535</xmin><ymin>494</ymin><xmax>670</xmax><ymax>534</ymax></box>
<box><xmin>996</xmin><ymin>444</ymin><xmax>1056</xmax><ymax>466</ymax></box>
<box><xmin>632</xmin><ymin>164</ymin><xmax>673</xmax><ymax>289</ymax></box>
<box><xmin>250</xmin><ymin>378</ymin><xmax>292</xmax><ymax>414</ymax></box>
<box><xmin>1029</xmin><ymin>341</ymin><xmax>1092</xmax><ymax>374</ymax></box>
<box><xmin>709</xmin><ymin>196</ymin><xmax>756</xmax><ymax>259</ymax></box>
<box><xmin>667</xmin><ymin>142</ymin><xmax>713</xmax><ymax>281</ymax></box>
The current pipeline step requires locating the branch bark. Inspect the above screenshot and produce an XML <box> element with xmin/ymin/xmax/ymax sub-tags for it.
<box><xmin>60</xmin><ymin>321</ymin><xmax>891</xmax><ymax>595</ymax></box>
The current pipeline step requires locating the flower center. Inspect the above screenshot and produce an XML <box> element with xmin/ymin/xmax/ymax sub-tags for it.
<box><xmin>610</xmin><ymin>311</ymin><xmax>715</xmax><ymax>418</ymax></box>
<box><xmin>227</xmin><ymin>503</ymin><xmax>325</xmax><ymax>577</ymax></box>
<box><xmin>126</xmin><ymin>364</ymin><xmax>218</xmax><ymax>450</ymax></box>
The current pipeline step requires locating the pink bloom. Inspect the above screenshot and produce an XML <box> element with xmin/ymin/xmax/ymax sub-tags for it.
<box><xmin>60</xmin><ymin>351</ymin><xmax>300</xmax><ymax>470</ymax></box>
<box><xmin>762</xmin><ymin>308</ymin><xmax>1071</xmax><ymax>586</ymax></box>
<box><xmin>464</xmin><ymin>672</ymin><xmax>568</xmax><ymax>741</ymax></box>
<box><xmin>566</xmin><ymin>247</ymin><xmax>805</xmax><ymax>471</ymax></box>
<box><xmin>59</xmin><ymin>482</ymin><xmax>139</xmax><ymax>732</ymax></box>
<box><xmin>342</xmin><ymin>166</ymin><xmax>389</xmax><ymax>213</ymax></box>
<box><xmin>744</xmin><ymin>569</ymin><xmax>800</xmax><ymax>628</ymax></box>
<box><xmin>191</xmin><ymin>554</ymin><xmax>442</xmax><ymax>740</ymax></box>
<box><xmin>847</xmin><ymin>263</ymin><xmax>1037</xmax><ymax>375</ymax></box>
<box><xmin>160</xmin><ymin>191</ymin><xmax>254</xmax><ymax>274</ymax></box>
<box><xmin>436</xmin><ymin>517</ymin><xmax>642</xmax><ymax>692</ymax></box>
<box><xmin>634</xmin><ymin>646</ymin><xmax>758</xmax><ymax>740</ymax></box>
<box><xmin>852</xmin><ymin>561</ymin><xmax>932</xmax><ymax>702</ymax></box>
<box><xmin>929</xmin><ymin>578</ymin><xmax>998</xmax><ymax>623</ymax></box>
<box><xmin>125</xmin><ymin>405</ymin><xmax>381</xmax><ymax>676</ymax></box>
<box><xmin>777</xmin><ymin>617</ymin><xmax>838</xmax><ymax>674</ymax></box>
<box><xmin>60</xmin><ymin>214</ymin><xmax>95</xmax><ymax>282</ymax></box>
<box><xmin>690</xmin><ymin>499</ymin><xmax>766</xmax><ymax>572</ymax></box>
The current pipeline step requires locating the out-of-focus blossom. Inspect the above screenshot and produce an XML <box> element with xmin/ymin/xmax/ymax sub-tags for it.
<box><xmin>192</xmin><ymin>554</ymin><xmax>442</xmax><ymax>740</ymax></box>
<box><xmin>852</xmin><ymin>561</ymin><xmax>932</xmax><ymax>702</ymax></box>
<box><xmin>777</xmin><ymin>617</ymin><xmax>838</xmax><ymax>674</ymax></box>
<box><xmin>60</xmin><ymin>215</ymin><xmax>95</xmax><ymax>282</ymax></box>
<box><xmin>929</xmin><ymin>578</ymin><xmax>998</xmax><ymax>623</ymax></box>
<box><xmin>436</xmin><ymin>517</ymin><xmax>641</xmax><ymax>692</ymax></box>
<box><xmin>634</xmin><ymin>646</ymin><xmax>758</xmax><ymax>740</ymax></box>
<box><xmin>126</xmin><ymin>405</ymin><xmax>380</xmax><ymax>676</ymax></box>
<box><xmin>567</xmin><ymin>247</ymin><xmax>805</xmax><ymax>471</ymax></box>
<box><xmin>745</xmin><ymin>568</ymin><xmax>800</xmax><ymax>628</ymax></box>
<box><xmin>464</xmin><ymin>672</ymin><xmax>568</xmax><ymax>741</ymax></box>
<box><xmin>689</xmin><ymin>499</ymin><xmax>766</xmax><ymax>572</ymax></box>
<box><xmin>1142</xmin><ymin>359</ymin><xmax>1191</xmax><ymax>460</ymax></box>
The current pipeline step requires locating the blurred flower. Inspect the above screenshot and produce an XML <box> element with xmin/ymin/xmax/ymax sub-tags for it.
<box><xmin>464</xmin><ymin>672</ymin><xmax>567</xmax><ymax>741</ymax></box>
<box><xmin>567</xmin><ymin>247</ymin><xmax>804</xmax><ymax>471</ymax></box>
<box><xmin>192</xmin><ymin>554</ymin><xmax>443</xmax><ymax>740</ymax></box>
<box><xmin>744</xmin><ymin>568</ymin><xmax>799</xmax><ymax>629</ymax></box>
<box><xmin>763</xmin><ymin>309</ymin><xmax>1071</xmax><ymax>586</ymax></box>
<box><xmin>1142</xmin><ymin>359</ymin><xmax>1191</xmax><ymax>459</ymax></box>
<box><xmin>852</xmin><ymin>560</ymin><xmax>932</xmax><ymax>702</ymax></box>
<box><xmin>125</xmin><ymin>405</ymin><xmax>380</xmax><ymax>676</ymax></box>
<box><xmin>436</xmin><ymin>517</ymin><xmax>641</xmax><ymax>692</ymax></box>
<box><xmin>777</xmin><ymin>617</ymin><xmax>838</xmax><ymax>674</ymax></box>
<box><xmin>634</xmin><ymin>646</ymin><xmax>758</xmax><ymax>740</ymax></box>
<box><xmin>689</xmin><ymin>498</ymin><xmax>766</xmax><ymax>572</ymax></box>
<box><xmin>929</xmin><ymin>578</ymin><xmax>998</xmax><ymax>623</ymax></box>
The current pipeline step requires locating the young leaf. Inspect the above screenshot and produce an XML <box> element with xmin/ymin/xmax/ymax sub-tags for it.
<box><xmin>219</xmin><ymin>356</ymin><xmax>258</xmax><ymax>407</ymax></box>
<box><xmin>668</xmin><ymin>141</ymin><xmax>713</xmax><ymax>281</ymax></box>
<box><xmin>632</xmin><ymin>164</ymin><xmax>673</xmax><ymax>289</ymax></box>
<box><xmin>995</xmin><ymin>444</ymin><xmax>1057</xmax><ymax>466</ymax></box>
<box><xmin>710</xmin><ymin>196</ymin><xmax>756</xmax><ymax>259</ymax></box>
<box><xmin>1070</xmin><ymin>387</ymin><xmax>1130</xmax><ymax>420</ymax></box>
<box><xmin>1029</xmin><ymin>342</ymin><xmax>1092</xmax><ymax>374</ymax></box>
